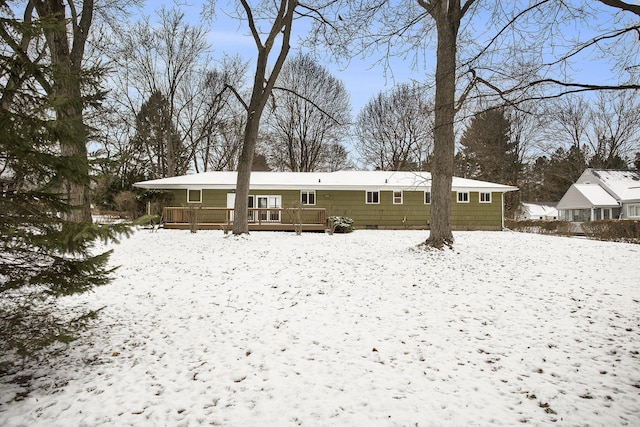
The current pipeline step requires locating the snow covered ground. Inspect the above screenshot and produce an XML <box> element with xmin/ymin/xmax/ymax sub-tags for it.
<box><xmin>1</xmin><ymin>229</ymin><xmax>639</xmax><ymax>426</ymax></box>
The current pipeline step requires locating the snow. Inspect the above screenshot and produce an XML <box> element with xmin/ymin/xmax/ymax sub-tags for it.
<box><xmin>573</xmin><ymin>184</ymin><xmax>620</xmax><ymax>207</ymax></box>
<box><xmin>584</xmin><ymin>169</ymin><xmax>640</xmax><ymax>202</ymax></box>
<box><xmin>557</xmin><ymin>184</ymin><xmax>620</xmax><ymax>210</ymax></box>
<box><xmin>134</xmin><ymin>170</ymin><xmax>518</xmax><ymax>192</ymax></box>
<box><xmin>1</xmin><ymin>229</ymin><xmax>639</xmax><ymax>426</ymax></box>
<box><xmin>520</xmin><ymin>202</ymin><xmax>558</xmax><ymax>220</ymax></box>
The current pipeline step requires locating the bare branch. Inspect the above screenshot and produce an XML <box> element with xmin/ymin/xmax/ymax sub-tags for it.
<box><xmin>239</xmin><ymin>0</ymin><xmax>263</xmax><ymax>49</ymax></box>
<box><xmin>598</xmin><ymin>0</ymin><xmax>640</xmax><ymax>17</ymax></box>
<box><xmin>224</xmin><ymin>83</ymin><xmax>248</xmax><ymax>111</ymax></box>
<box><xmin>272</xmin><ymin>85</ymin><xmax>343</xmax><ymax>126</ymax></box>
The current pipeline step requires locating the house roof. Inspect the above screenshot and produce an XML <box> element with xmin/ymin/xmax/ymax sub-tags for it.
<box><xmin>134</xmin><ymin>171</ymin><xmax>518</xmax><ymax>193</ymax></box>
<box><xmin>521</xmin><ymin>202</ymin><xmax>558</xmax><ymax>218</ymax></box>
<box><xmin>578</xmin><ymin>169</ymin><xmax>640</xmax><ymax>202</ymax></box>
<box><xmin>556</xmin><ymin>183</ymin><xmax>620</xmax><ymax>210</ymax></box>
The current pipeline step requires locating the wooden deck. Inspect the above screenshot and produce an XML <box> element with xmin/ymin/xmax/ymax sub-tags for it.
<box><xmin>162</xmin><ymin>207</ymin><xmax>327</xmax><ymax>232</ymax></box>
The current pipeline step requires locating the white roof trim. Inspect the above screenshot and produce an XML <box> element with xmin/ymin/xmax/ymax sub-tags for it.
<box><xmin>134</xmin><ymin>171</ymin><xmax>518</xmax><ymax>193</ymax></box>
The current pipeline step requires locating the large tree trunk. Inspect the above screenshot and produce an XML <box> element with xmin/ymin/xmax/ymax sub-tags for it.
<box><xmin>424</xmin><ymin>0</ymin><xmax>459</xmax><ymax>248</ymax></box>
<box><xmin>35</xmin><ymin>0</ymin><xmax>93</xmax><ymax>223</ymax></box>
<box><xmin>231</xmin><ymin>0</ymin><xmax>295</xmax><ymax>235</ymax></box>
<box><xmin>232</xmin><ymin>109</ymin><xmax>261</xmax><ymax>234</ymax></box>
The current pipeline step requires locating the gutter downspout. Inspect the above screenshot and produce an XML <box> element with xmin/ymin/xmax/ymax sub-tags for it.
<box><xmin>501</xmin><ymin>192</ymin><xmax>505</xmax><ymax>229</ymax></box>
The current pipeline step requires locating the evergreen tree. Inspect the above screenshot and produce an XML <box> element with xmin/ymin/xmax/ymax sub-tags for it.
<box><xmin>132</xmin><ymin>91</ymin><xmax>187</xmax><ymax>179</ymax></box>
<box><xmin>457</xmin><ymin>108</ymin><xmax>520</xmax><ymax>185</ymax></box>
<box><xmin>0</xmin><ymin>18</ymin><xmax>127</xmax><ymax>359</ymax></box>
<box><xmin>543</xmin><ymin>145</ymin><xmax>589</xmax><ymax>201</ymax></box>
<box><xmin>457</xmin><ymin>108</ymin><xmax>522</xmax><ymax>216</ymax></box>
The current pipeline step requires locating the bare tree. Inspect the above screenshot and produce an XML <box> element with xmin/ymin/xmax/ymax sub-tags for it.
<box><xmin>542</xmin><ymin>95</ymin><xmax>591</xmax><ymax>154</ymax></box>
<box><xmin>265</xmin><ymin>52</ymin><xmax>351</xmax><ymax>172</ymax></box>
<box><xmin>223</xmin><ymin>0</ymin><xmax>339</xmax><ymax>235</ymax></box>
<box><xmin>589</xmin><ymin>90</ymin><xmax>640</xmax><ymax>168</ymax></box>
<box><xmin>329</xmin><ymin>0</ymin><xmax>639</xmax><ymax>247</ymax></box>
<box><xmin>544</xmin><ymin>91</ymin><xmax>640</xmax><ymax>169</ymax></box>
<box><xmin>324</xmin><ymin>143</ymin><xmax>353</xmax><ymax>171</ymax></box>
<box><xmin>110</xmin><ymin>7</ymin><xmax>209</xmax><ymax>177</ymax></box>
<box><xmin>181</xmin><ymin>57</ymin><xmax>248</xmax><ymax>172</ymax></box>
<box><xmin>355</xmin><ymin>82</ymin><xmax>433</xmax><ymax>171</ymax></box>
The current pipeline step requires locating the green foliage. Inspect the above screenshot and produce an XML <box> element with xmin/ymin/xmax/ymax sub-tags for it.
<box><xmin>0</xmin><ymin>301</ymin><xmax>104</xmax><ymax>360</ymax></box>
<box><xmin>520</xmin><ymin>145</ymin><xmax>589</xmax><ymax>203</ymax></box>
<box><xmin>0</xmin><ymin>88</ymin><xmax>129</xmax><ymax>360</ymax></box>
<box><xmin>132</xmin><ymin>91</ymin><xmax>188</xmax><ymax>178</ymax></box>
<box><xmin>327</xmin><ymin>216</ymin><xmax>354</xmax><ymax>234</ymax></box>
<box><xmin>132</xmin><ymin>214</ymin><xmax>162</xmax><ymax>227</ymax></box>
<box><xmin>456</xmin><ymin>108</ymin><xmax>520</xmax><ymax>185</ymax></box>
<box><xmin>581</xmin><ymin>220</ymin><xmax>640</xmax><ymax>244</ymax></box>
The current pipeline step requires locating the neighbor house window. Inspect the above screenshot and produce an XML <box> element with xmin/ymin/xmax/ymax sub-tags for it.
<box><xmin>187</xmin><ymin>189</ymin><xmax>202</xmax><ymax>203</ymax></box>
<box><xmin>628</xmin><ymin>204</ymin><xmax>640</xmax><ymax>218</ymax></box>
<box><xmin>479</xmin><ymin>192</ymin><xmax>492</xmax><ymax>203</ymax></box>
<box><xmin>366</xmin><ymin>190</ymin><xmax>380</xmax><ymax>204</ymax></box>
<box><xmin>568</xmin><ymin>209</ymin><xmax>590</xmax><ymax>222</ymax></box>
<box><xmin>424</xmin><ymin>191</ymin><xmax>431</xmax><ymax>205</ymax></box>
<box><xmin>393</xmin><ymin>190</ymin><xmax>403</xmax><ymax>204</ymax></box>
<box><xmin>301</xmin><ymin>190</ymin><xmax>316</xmax><ymax>205</ymax></box>
<box><xmin>457</xmin><ymin>191</ymin><xmax>469</xmax><ymax>203</ymax></box>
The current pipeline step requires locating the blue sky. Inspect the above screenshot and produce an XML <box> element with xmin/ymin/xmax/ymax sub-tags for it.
<box><xmin>139</xmin><ymin>1</ymin><xmax>634</xmax><ymax>115</ymax></box>
<box><xmin>141</xmin><ymin>1</ymin><xmax>428</xmax><ymax>114</ymax></box>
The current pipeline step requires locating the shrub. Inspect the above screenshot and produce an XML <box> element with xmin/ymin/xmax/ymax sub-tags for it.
<box><xmin>581</xmin><ymin>220</ymin><xmax>640</xmax><ymax>244</ymax></box>
<box><xmin>114</xmin><ymin>191</ymin><xmax>137</xmax><ymax>219</ymax></box>
<box><xmin>505</xmin><ymin>219</ymin><xmax>574</xmax><ymax>236</ymax></box>
<box><xmin>132</xmin><ymin>214</ymin><xmax>161</xmax><ymax>227</ymax></box>
<box><xmin>327</xmin><ymin>216</ymin><xmax>354</xmax><ymax>234</ymax></box>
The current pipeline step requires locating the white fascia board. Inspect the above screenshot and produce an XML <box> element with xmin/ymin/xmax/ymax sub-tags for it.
<box><xmin>454</xmin><ymin>186</ymin><xmax>518</xmax><ymax>193</ymax></box>
<box><xmin>134</xmin><ymin>182</ymin><xmax>518</xmax><ymax>192</ymax></box>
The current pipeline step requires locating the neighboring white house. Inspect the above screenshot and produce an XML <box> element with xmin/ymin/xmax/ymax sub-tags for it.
<box><xmin>519</xmin><ymin>202</ymin><xmax>558</xmax><ymax>220</ymax></box>
<box><xmin>556</xmin><ymin>169</ymin><xmax>640</xmax><ymax>222</ymax></box>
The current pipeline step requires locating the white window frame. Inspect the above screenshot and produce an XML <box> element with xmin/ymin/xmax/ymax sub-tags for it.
<box><xmin>256</xmin><ymin>195</ymin><xmax>282</xmax><ymax>222</ymax></box>
<box><xmin>424</xmin><ymin>191</ymin><xmax>431</xmax><ymax>205</ymax></box>
<box><xmin>366</xmin><ymin>190</ymin><xmax>380</xmax><ymax>204</ymax></box>
<box><xmin>479</xmin><ymin>192</ymin><xmax>492</xmax><ymax>203</ymax></box>
<box><xmin>187</xmin><ymin>189</ymin><xmax>202</xmax><ymax>203</ymax></box>
<box><xmin>457</xmin><ymin>191</ymin><xmax>470</xmax><ymax>203</ymax></box>
<box><xmin>628</xmin><ymin>204</ymin><xmax>640</xmax><ymax>218</ymax></box>
<box><xmin>300</xmin><ymin>190</ymin><xmax>316</xmax><ymax>206</ymax></box>
<box><xmin>393</xmin><ymin>190</ymin><xmax>403</xmax><ymax>205</ymax></box>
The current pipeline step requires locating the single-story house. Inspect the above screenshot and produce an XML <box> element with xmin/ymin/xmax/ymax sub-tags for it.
<box><xmin>133</xmin><ymin>171</ymin><xmax>518</xmax><ymax>231</ymax></box>
<box><xmin>518</xmin><ymin>202</ymin><xmax>558</xmax><ymax>220</ymax></box>
<box><xmin>556</xmin><ymin>168</ymin><xmax>640</xmax><ymax>222</ymax></box>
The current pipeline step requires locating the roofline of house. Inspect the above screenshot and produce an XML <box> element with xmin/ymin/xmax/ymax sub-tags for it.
<box><xmin>134</xmin><ymin>182</ymin><xmax>518</xmax><ymax>193</ymax></box>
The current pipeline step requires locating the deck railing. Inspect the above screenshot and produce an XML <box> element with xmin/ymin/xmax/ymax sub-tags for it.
<box><xmin>162</xmin><ymin>206</ymin><xmax>327</xmax><ymax>230</ymax></box>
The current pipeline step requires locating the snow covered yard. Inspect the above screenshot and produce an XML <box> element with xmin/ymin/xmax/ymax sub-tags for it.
<box><xmin>1</xmin><ymin>229</ymin><xmax>639</xmax><ymax>426</ymax></box>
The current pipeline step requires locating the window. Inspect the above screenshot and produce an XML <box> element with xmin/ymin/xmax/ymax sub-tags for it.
<box><xmin>187</xmin><ymin>189</ymin><xmax>202</xmax><ymax>203</ymax></box>
<box><xmin>256</xmin><ymin>195</ymin><xmax>282</xmax><ymax>222</ymax></box>
<box><xmin>457</xmin><ymin>192</ymin><xmax>469</xmax><ymax>203</ymax></box>
<box><xmin>424</xmin><ymin>191</ymin><xmax>431</xmax><ymax>205</ymax></box>
<box><xmin>628</xmin><ymin>204</ymin><xmax>640</xmax><ymax>218</ymax></box>
<box><xmin>567</xmin><ymin>209</ymin><xmax>590</xmax><ymax>222</ymax></box>
<box><xmin>393</xmin><ymin>190</ymin><xmax>403</xmax><ymax>204</ymax></box>
<box><xmin>301</xmin><ymin>190</ymin><xmax>316</xmax><ymax>205</ymax></box>
<box><xmin>248</xmin><ymin>195</ymin><xmax>255</xmax><ymax>221</ymax></box>
<box><xmin>366</xmin><ymin>190</ymin><xmax>380</xmax><ymax>204</ymax></box>
<box><xmin>479</xmin><ymin>192</ymin><xmax>492</xmax><ymax>203</ymax></box>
